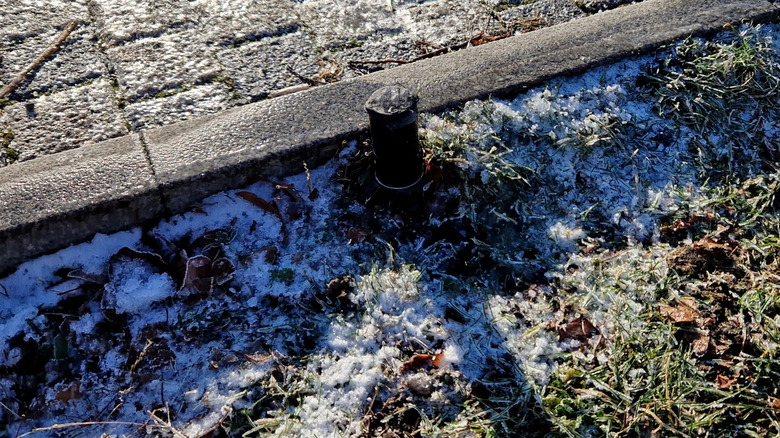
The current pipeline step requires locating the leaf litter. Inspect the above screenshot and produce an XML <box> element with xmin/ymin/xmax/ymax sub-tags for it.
<box><xmin>1</xmin><ymin>23</ymin><xmax>780</xmax><ymax>438</ymax></box>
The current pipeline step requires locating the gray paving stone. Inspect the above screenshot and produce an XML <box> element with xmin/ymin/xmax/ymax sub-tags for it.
<box><xmin>191</xmin><ymin>0</ymin><xmax>301</xmax><ymax>46</ymax></box>
<box><xmin>0</xmin><ymin>79</ymin><xmax>127</xmax><ymax>163</ymax></box>
<box><xmin>324</xmin><ymin>35</ymin><xmax>421</xmax><ymax>80</ymax></box>
<box><xmin>215</xmin><ymin>31</ymin><xmax>320</xmax><ymax>102</ymax></box>
<box><xmin>0</xmin><ymin>0</ymin><xmax>89</xmax><ymax>43</ymax></box>
<box><xmin>0</xmin><ymin>24</ymin><xmax>106</xmax><ymax>100</ymax></box>
<box><xmin>107</xmin><ymin>29</ymin><xmax>222</xmax><ymax>103</ymax></box>
<box><xmin>291</xmin><ymin>0</ymin><xmax>508</xmax><ymax>82</ymax></box>
<box><xmin>296</xmin><ymin>0</ymin><xmax>404</xmax><ymax>49</ymax></box>
<box><xmin>496</xmin><ymin>0</ymin><xmax>586</xmax><ymax>28</ymax></box>
<box><xmin>90</xmin><ymin>0</ymin><xmax>200</xmax><ymax>47</ymax></box>
<box><xmin>576</xmin><ymin>0</ymin><xmax>641</xmax><ymax>13</ymax></box>
<box><xmin>396</xmin><ymin>0</ymin><xmax>503</xmax><ymax>47</ymax></box>
<box><xmin>0</xmin><ymin>134</ymin><xmax>163</xmax><ymax>274</ymax></box>
<box><xmin>125</xmin><ymin>82</ymin><xmax>235</xmax><ymax>130</ymax></box>
<box><xmin>91</xmin><ymin>0</ymin><xmax>300</xmax><ymax>48</ymax></box>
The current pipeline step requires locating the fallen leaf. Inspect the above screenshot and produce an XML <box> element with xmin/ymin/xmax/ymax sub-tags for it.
<box><xmin>55</xmin><ymin>381</ymin><xmax>82</xmax><ymax>402</ymax></box>
<box><xmin>771</xmin><ymin>399</ymin><xmax>780</xmax><ymax>410</ymax></box>
<box><xmin>259</xmin><ymin>246</ymin><xmax>278</xmax><ymax>264</ymax></box>
<box><xmin>716</xmin><ymin>374</ymin><xmax>738</xmax><ymax>390</ymax></box>
<box><xmin>692</xmin><ymin>333</ymin><xmax>710</xmax><ymax>357</ymax></box>
<box><xmin>323</xmin><ymin>276</ymin><xmax>354</xmax><ymax>310</ymax></box>
<box><xmin>344</xmin><ymin>227</ymin><xmax>371</xmax><ymax>244</ymax></box>
<box><xmin>181</xmin><ymin>255</ymin><xmax>213</xmax><ymax>295</ymax></box>
<box><xmin>399</xmin><ymin>354</ymin><xmax>432</xmax><ymax>374</ymax></box>
<box><xmin>558</xmin><ymin>317</ymin><xmax>599</xmax><ymax>342</ymax></box>
<box><xmin>659</xmin><ymin>305</ymin><xmax>698</xmax><ymax>324</ymax></box>
<box><xmin>236</xmin><ymin>191</ymin><xmax>284</xmax><ymax>222</ymax></box>
<box><xmin>432</xmin><ymin>350</ymin><xmax>445</xmax><ymax>368</ymax></box>
<box><xmin>211</xmin><ymin>258</ymin><xmax>235</xmax><ymax>286</ymax></box>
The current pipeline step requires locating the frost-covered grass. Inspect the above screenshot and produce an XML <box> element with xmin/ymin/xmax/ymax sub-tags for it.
<box><xmin>1</xmin><ymin>23</ymin><xmax>780</xmax><ymax>438</ymax></box>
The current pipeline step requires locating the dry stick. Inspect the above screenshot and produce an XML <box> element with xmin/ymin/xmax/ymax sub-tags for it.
<box><xmin>285</xmin><ymin>65</ymin><xmax>322</xmax><ymax>86</ymax></box>
<box><xmin>129</xmin><ymin>339</ymin><xmax>154</xmax><ymax>375</ymax></box>
<box><xmin>0</xmin><ymin>19</ymin><xmax>80</xmax><ymax>100</ymax></box>
<box><xmin>0</xmin><ymin>400</ymin><xmax>21</xmax><ymax>420</ymax></box>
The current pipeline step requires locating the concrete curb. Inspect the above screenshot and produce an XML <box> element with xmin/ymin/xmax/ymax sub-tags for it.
<box><xmin>1</xmin><ymin>0</ymin><xmax>777</xmax><ymax>275</ymax></box>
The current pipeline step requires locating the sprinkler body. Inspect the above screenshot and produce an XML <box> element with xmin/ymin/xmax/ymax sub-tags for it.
<box><xmin>365</xmin><ymin>85</ymin><xmax>425</xmax><ymax>190</ymax></box>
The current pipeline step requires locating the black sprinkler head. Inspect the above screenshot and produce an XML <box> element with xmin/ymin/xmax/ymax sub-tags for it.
<box><xmin>365</xmin><ymin>85</ymin><xmax>425</xmax><ymax>190</ymax></box>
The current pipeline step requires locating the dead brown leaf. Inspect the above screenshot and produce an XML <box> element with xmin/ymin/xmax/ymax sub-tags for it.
<box><xmin>692</xmin><ymin>333</ymin><xmax>710</xmax><ymax>357</ymax></box>
<box><xmin>558</xmin><ymin>317</ymin><xmax>599</xmax><ymax>343</ymax></box>
<box><xmin>236</xmin><ymin>191</ymin><xmax>288</xmax><ymax>244</ymax></box>
<box><xmin>431</xmin><ymin>350</ymin><xmax>445</xmax><ymax>368</ymax></box>
<box><xmin>716</xmin><ymin>374</ymin><xmax>738</xmax><ymax>390</ymax></box>
<box><xmin>259</xmin><ymin>246</ymin><xmax>278</xmax><ymax>264</ymax></box>
<box><xmin>659</xmin><ymin>303</ymin><xmax>699</xmax><ymax>324</ymax></box>
<box><xmin>181</xmin><ymin>255</ymin><xmax>213</xmax><ymax>295</ymax></box>
<box><xmin>54</xmin><ymin>381</ymin><xmax>82</xmax><ymax>402</ymax></box>
<box><xmin>211</xmin><ymin>257</ymin><xmax>235</xmax><ymax>286</ymax></box>
<box><xmin>236</xmin><ymin>191</ymin><xmax>284</xmax><ymax>222</ymax></box>
<box><xmin>399</xmin><ymin>354</ymin><xmax>433</xmax><ymax>374</ymax></box>
<box><xmin>345</xmin><ymin>227</ymin><xmax>371</xmax><ymax>244</ymax></box>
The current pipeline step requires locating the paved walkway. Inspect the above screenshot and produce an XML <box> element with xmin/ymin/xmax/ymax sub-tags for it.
<box><xmin>0</xmin><ymin>0</ymin><xmax>777</xmax><ymax>274</ymax></box>
<box><xmin>1</xmin><ymin>0</ymin><xmax>594</xmax><ymax>164</ymax></box>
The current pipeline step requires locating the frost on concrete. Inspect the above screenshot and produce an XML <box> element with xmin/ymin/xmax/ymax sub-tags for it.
<box><xmin>0</xmin><ymin>25</ymin><xmax>105</xmax><ymax>100</ymax></box>
<box><xmin>0</xmin><ymin>79</ymin><xmax>127</xmax><ymax>162</ymax></box>
<box><xmin>107</xmin><ymin>30</ymin><xmax>222</xmax><ymax>103</ymax></box>
<box><xmin>215</xmin><ymin>31</ymin><xmax>320</xmax><ymax>102</ymax></box>
<box><xmin>495</xmin><ymin>0</ymin><xmax>586</xmax><ymax>26</ymax></box>
<box><xmin>191</xmin><ymin>0</ymin><xmax>301</xmax><ymax>46</ymax></box>
<box><xmin>90</xmin><ymin>0</ymin><xmax>200</xmax><ymax>47</ymax></box>
<box><xmin>124</xmin><ymin>82</ymin><xmax>233</xmax><ymax>130</ymax></box>
<box><xmin>0</xmin><ymin>0</ymin><xmax>89</xmax><ymax>43</ymax></box>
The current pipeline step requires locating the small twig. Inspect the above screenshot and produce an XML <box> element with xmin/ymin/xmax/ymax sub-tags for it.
<box><xmin>18</xmin><ymin>421</ymin><xmax>147</xmax><ymax>437</ymax></box>
<box><xmin>303</xmin><ymin>161</ymin><xmax>319</xmax><ymax>200</ymax></box>
<box><xmin>414</xmin><ymin>39</ymin><xmax>443</xmax><ymax>52</ymax></box>
<box><xmin>129</xmin><ymin>339</ymin><xmax>154</xmax><ymax>375</ymax></box>
<box><xmin>285</xmin><ymin>66</ymin><xmax>322</xmax><ymax>87</ymax></box>
<box><xmin>365</xmin><ymin>385</ymin><xmax>380</xmax><ymax>415</ymax></box>
<box><xmin>268</xmin><ymin>83</ymin><xmax>311</xmax><ymax>98</ymax></box>
<box><xmin>0</xmin><ymin>19</ymin><xmax>79</xmax><ymax>99</ymax></box>
<box><xmin>108</xmin><ymin>402</ymin><xmax>123</xmax><ymax>418</ymax></box>
<box><xmin>0</xmin><ymin>400</ymin><xmax>21</xmax><ymax>420</ymax></box>
<box><xmin>0</xmin><ymin>281</ymin><xmax>8</xmax><ymax>298</ymax></box>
